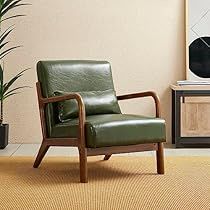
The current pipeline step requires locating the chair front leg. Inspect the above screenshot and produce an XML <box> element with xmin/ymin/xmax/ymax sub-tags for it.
<box><xmin>156</xmin><ymin>142</ymin><xmax>164</xmax><ymax>174</ymax></box>
<box><xmin>79</xmin><ymin>147</ymin><xmax>88</xmax><ymax>183</ymax></box>
<box><xmin>104</xmin><ymin>154</ymin><xmax>112</xmax><ymax>160</ymax></box>
<box><xmin>33</xmin><ymin>141</ymin><xmax>49</xmax><ymax>168</ymax></box>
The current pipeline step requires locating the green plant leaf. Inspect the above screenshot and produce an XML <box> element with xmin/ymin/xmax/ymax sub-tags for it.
<box><xmin>0</xmin><ymin>14</ymin><xmax>25</xmax><ymax>22</ymax></box>
<box><xmin>0</xmin><ymin>45</ymin><xmax>21</xmax><ymax>59</ymax></box>
<box><xmin>2</xmin><ymin>83</ymin><xmax>7</xmax><ymax>96</ymax></box>
<box><xmin>0</xmin><ymin>65</ymin><xmax>3</xmax><ymax>100</ymax></box>
<box><xmin>0</xmin><ymin>87</ymin><xmax>2</xmax><ymax>98</ymax></box>
<box><xmin>0</xmin><ymin>65</ymin><xmax>3</xmax><ymax>83</ymax></box>
<box><xmin>1</xmin><ymin>0</ymin><xmax>21</xmax><ymax>11</ymax></box>
<box><xmin>0</xmin><ymin>0</ymin><xmax>5</xmax><ymax>10</ymax></box>
<box><xmin>0</xmin><ymin>26</ymin><xmax>14</xmax><ymax>45</ymax></box>
<box><xmin>3</xmin><ymin>85</ymin><xmax>30</xmax><ymax>97</ymax></box>
<box><xmin>3</xmin><ymin>92</ymin><xmax>19</xmax><ymax>100</ymax></box>
<box><xmin>0</xmin><ymin>0</ymin><xmax>30</xmax><ymax>104</ymax></box>
<box><xmin>2</xmin><ymin>68</ymin><xmax>30</xmax><ymax>94</ymax></box>
<box><xmin>0</xmin><ymin>41</ymin><xmax>9</xmax><ymax>49</ymax></box>
<box><xmin>1</xmin><ymin>2</ymin><xmax>30</xmax><ymax>17</ymax></box>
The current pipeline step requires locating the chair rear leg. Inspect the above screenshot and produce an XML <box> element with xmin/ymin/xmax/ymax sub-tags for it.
<box><xmin>104</xmin><ymin>154</ymin><xmax>112</xmax><ymax>160</ymax></box>
<box><xmin>156</xmin><ymin>142</ymin><xmax>164</xmax><ymax>174</ymax></box>
<box><xmin>33</xmin><ymin>142</ymin><xmax>49</xmax><ymax>168</ymax></box>
<box><xmin>79</xmin><ymin>148</ymin><xmax>88</xmax><ymax>183</ymax></box>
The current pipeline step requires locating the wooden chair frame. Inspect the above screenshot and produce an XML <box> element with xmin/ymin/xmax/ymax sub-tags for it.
<box><xmin>33</xmin><ymin>82</ymin><xmax>165</xmax><ymax>183</ymax></box>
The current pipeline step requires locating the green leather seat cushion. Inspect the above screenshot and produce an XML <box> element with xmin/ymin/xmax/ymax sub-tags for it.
<box><xmin>50</xmin><ymin>114</ymin><xmax>166</xmax><ymax>148</ymax></box>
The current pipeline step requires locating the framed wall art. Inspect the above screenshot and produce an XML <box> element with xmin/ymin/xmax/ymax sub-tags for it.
<box><xmin>186</xmin><ymin>0</ymin><xmax>210</xmax><ymax>81</ymax></box>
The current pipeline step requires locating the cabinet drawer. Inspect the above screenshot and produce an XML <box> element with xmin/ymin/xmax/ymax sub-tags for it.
<box><xmin>181</xmin><ymin>97</ymin><xmax>210</xmax><ymax>137</ymax></box>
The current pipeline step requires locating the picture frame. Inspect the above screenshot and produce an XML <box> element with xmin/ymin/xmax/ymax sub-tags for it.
<box><xmin>185</xmin><ymin>0</ymin><xmax>210</xmax><ymax>81</ymax></box>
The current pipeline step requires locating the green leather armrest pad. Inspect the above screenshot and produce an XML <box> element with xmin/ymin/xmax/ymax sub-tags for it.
<box><xmin>54</xmin><ymin>90</ymin><xmax>121</xmax><ymax>122</ymax></box>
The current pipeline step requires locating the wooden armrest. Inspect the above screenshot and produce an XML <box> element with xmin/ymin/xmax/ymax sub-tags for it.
<box><xmin>42</xmin><ymin>93</ymin><xmax>84</xmax><ymax>105</ymax></box>
<box><xmin>117</xmin><ymin>91</ymin><xmax>161</xmax><ymax>117</ymax></box>
<box><xmin>41</xmin><ymin>93</ymin><xmax>86</xmax><ymax>124</ymax></box>
<box><xmin>36</xmin><ymin>82</ymin><xmax>86</xmax><ymax>146</ymax></box>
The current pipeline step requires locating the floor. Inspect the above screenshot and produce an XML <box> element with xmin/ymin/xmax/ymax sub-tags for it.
<box><xmin>0</xmin><ymin>144</ymin><xmax>210</xmax><ymax>157</ymax></box>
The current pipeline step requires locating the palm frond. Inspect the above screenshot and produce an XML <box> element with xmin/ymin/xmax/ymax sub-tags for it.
<box><xmin>0</xmin><ymin>65</ymin><xmax>3</xmax><ymax>83</ymax></box>
<box><xmin>0</xmin><ymin>14</ymin><xmax>25</xmax><ymax>23</ymax></box>
<box><xmin>1</xmin><ymin>0</ymin><xmax>19</xmax><ymax>11</ymax></box>
<box><xmin>1</xmin><ymin>0</ymin><xmax>21</xmax><ymax>11</ymax></box>
<box><xmin>2</xmin><ymin>68</ymin><xmax>30</xmax><ymax>94</ymax></box>
<box><xmin>0</xmin><ymin>25</ymin><xmax>14</xmax><ymax>45</ymax></box>
<box><xmin>1</xmin><ymin>2</ymin><xmax>30</xmax><ymax>17</ymax></box>
<box><xmin>0</xmin><ymin>45</ymin><xmax>21</xmax><ymax>59</ymax></box>
<box><xmin>3</xmin><ymin>92</ymin><xmax>19</xmax><ymax>100</ymax></box>
<box><xmin>3</xmin><ymin>85</ymin><xmax>30</xmax><ymax>97</ymax></box>
<box><xmin>0</xmin><ymin>0</ymin><xmax>30</xmax><ymax>124</ymax></box>
<box><xmin>0</xmin><ymin>41</ymin><xmax>9</xmax><ymax>50</ymax></box>
<box><xmin>0</xmin><ymin>65</ymin><xmax>3</xmax><ymax>99</ymax></box>
<box><xmin>0</xmin><ymin>0</ymin><xmax>5</xmax><ymax>10</ymax></box>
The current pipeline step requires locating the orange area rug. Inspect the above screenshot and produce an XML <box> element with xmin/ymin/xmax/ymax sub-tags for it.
<box><xmin>0</xmin><ymin>156</ymin><xmax>209</xmax><ymax>209</ymax></box>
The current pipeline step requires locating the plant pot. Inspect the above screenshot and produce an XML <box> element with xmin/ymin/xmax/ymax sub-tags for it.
<box><xmin>0</xmin><ymin>124</ymin><xmax>9</xmax><ymax>149</ymax></box>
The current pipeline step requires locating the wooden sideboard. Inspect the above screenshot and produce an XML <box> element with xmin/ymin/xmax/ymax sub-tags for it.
<box><xmin>171</xmin><ymin>84</ymin><xmax>210</xmax><ymax>148</ymax></box>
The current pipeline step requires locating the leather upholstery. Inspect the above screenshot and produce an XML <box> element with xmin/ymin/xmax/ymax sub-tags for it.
<box><xmin>51</xmin><ymin>114</ymin><xmax>166</xmax><ymax>148</ymax></box>
<box><xmin>37</xmin><ymin>60</ymin><xmax>166</xmax><ymax>148</ymax></box>
<box><xmin>54</xmin><ymin>90</ymin><xmax>121</xmax><ymax>122</ymax></box>
<box><xmin>37</xmin><ymin>60</ymin><xmax>119</xmax><ymax>136</ymax></box>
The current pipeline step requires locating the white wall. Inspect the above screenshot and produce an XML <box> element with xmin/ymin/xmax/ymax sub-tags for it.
<box><xmin>4</xmin><ymin>0</ymin><xmax>185</xmax><ymax>143</ymax></box>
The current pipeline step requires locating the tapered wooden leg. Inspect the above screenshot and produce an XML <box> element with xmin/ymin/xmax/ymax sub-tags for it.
<box><xmin>79</xmin><ymin>148</ymin><xmax>88</xmax><ymax>183</ymax></box>
<box><xmin>33</xmin><ymin>142</ymin><xmax>49</xmax><ymax>168</ymax></box>
<box><xmin>104</xmin><ymin>154</ymin><xmax>112</xmax><ymax>160</ymax></box>
<box><xmin>156</xmin><ymin>142</ymin><xmax>164</xmax><ymax>174</ymax></box>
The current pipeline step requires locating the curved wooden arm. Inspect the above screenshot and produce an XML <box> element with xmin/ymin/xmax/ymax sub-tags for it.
<box><xmin>36</xmin><ymin>82</ymin><xmax>86</xmax><ymax>146</ymax></box>
<box><xmin>117</xmin><ymin>91</ymin><xmax>161</xmax><ymax>117</ymax></box>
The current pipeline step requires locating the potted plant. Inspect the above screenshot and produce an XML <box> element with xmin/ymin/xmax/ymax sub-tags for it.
<box><xmin>0</xmin><ymin>0</ymin><xmax>30</xmax><ymax>149</ymax></box>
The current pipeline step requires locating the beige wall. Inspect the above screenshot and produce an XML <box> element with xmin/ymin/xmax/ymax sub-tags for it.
<box><xmin>4</xmin><ymin>0</ymin><xmax>185</xmax><ymax>143</ymax></box>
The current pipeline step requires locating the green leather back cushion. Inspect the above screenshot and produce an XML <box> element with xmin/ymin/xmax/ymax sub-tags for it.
<box><xmin>37</xmin><ymin>60</ymin><xmax>121</xmax><ymax>136</ymax></box>
<box><xmin>54</xmin><ymin>90</ymin><xmax>121</xmax><ymax>122</ymax></box>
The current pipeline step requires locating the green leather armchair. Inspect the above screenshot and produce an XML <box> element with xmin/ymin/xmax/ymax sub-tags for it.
<box><xmin>33</xmin><ymin>60</ymin><xmax>166</xmax><ymax>183</ymax></box>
